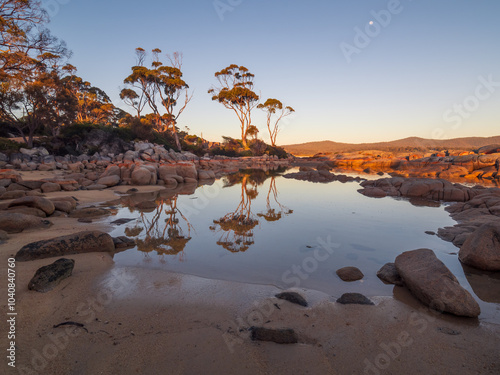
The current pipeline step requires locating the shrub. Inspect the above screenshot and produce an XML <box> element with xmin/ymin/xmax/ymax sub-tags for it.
<box><xmin>0</xmin><ymin>138</ymin><xmax>25</xmax><ymax>154</ymax></box>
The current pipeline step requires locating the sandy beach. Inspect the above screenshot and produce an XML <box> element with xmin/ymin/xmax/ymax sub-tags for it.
<box><xmin>1</xmin><ymin>172</ymin><xmax>499</xmax><ymax>375</ymax></box>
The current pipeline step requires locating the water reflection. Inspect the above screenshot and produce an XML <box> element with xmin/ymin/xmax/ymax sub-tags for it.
<box><xmin>257</xmin><ymin>176</ymin><xmax>293</xmax><ymax>222</ymax></box>
<box><xmin>135</xmin><ymin>195</ymin><xmax>193</xmax><ymax>260</ymax></box>
<box><xmin>120</xmin><ymin>188</ymin><xmax>195</xmax><ymax>262</ymax></box>
<box><xmin>210</xmin><ymin>169</ymin><xmax>292</xmax><ymax>253</ymax></box>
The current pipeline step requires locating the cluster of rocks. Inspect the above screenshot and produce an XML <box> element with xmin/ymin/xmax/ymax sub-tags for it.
<box><xmin>0</xmin><ymin>157</ymin><xmax>288</xmax><ymax>200</ymax></box>
<box><xmin>438</xmin><ymin>193</ymin><xmax>500</xmax><ymax>272</ymax></box>
<box><xmin>15</xmin><ymin>231</ymin><xmax>135</xmax><ymax>294</ymax></box>
<box><xmin>358</xmin><ymin>176</ymin><xmax>492</xmax><ymax>202</ymax></box>
<box><xmin>283</xmin><ymin>165</ymin><xmax>365</xmax><ymax>183</ymax></box>
<box><xmin>0</xmin><ymin>195</ymin><xmax>77</xmax><ymax>233</ymax></box>
<box><xmin>327</xmin><ymin>144</ymin><xmax>500</xmax><ymax>182</ymax></box>
<box><xmin>0</xmin><ymin>142</ymin><xmax>290</xmax><ymax>174</ymax></box>
<box><xmin>358</xmin><ymin>175</ymin><xmax>500</xmax><ymax>278</ymax></box>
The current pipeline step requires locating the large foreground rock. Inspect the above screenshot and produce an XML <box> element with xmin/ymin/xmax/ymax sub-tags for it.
<box><xmin>15</xmin><ymin>231</ymin><xmax>115</xmax><ymax>261</ymax></box>
<box><xmin>459</xmin><ymin>223</ymin><xmax>500</xmax><ymax>271</ymax></box>
<box><xmin>28</xmin><ymin>258</ymin><xmax>75</xmax><ymax>292</ymax></box>
<box><xmin>0</xmin><ymin>213</ymin><xmax>52</xmax><ymax>233</ymax></box>
<box><xmin>395</xmin><ymin>249</ymin><xmax>480</xmax><ymax>317</ymax></box>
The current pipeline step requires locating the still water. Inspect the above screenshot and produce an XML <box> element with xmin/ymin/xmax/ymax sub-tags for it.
<box><xmin>106</xmin><ymin>168</ymin><xmax>500</xmax><ymax>321</ymax></box>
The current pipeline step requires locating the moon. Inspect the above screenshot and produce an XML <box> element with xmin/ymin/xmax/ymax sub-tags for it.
<box><xmin>369</xmin><ymin>21</ymin><xmax>374</xmax><ymax>25</ymax></box>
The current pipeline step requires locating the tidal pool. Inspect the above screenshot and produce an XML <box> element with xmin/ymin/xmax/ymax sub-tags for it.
<box><xmin>106</xmin><ymin>168</ymin><xmax>500</xmax><ymax>322</ymax></box>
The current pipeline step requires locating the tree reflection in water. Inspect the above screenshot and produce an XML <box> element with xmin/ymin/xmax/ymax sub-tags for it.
<box><xmin>211</xmin><ymin>169</ymin><xmax>291</xmax><ymax>253</ymax></box>
<box><xmin>124</xmin><ymin>192</ymin><xmax>193</xmax><ymax>263</ymax></box>
<box><xmin>257</xmin><ymin>176</ymin><xmax>293</xmax><ymax>222</ymax></box>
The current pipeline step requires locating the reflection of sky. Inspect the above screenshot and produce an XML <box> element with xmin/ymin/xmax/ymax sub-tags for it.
<box><xmin>109</xmin><ymin>174</ymin><xmax>499</xmax><ymax>322</ymax></box>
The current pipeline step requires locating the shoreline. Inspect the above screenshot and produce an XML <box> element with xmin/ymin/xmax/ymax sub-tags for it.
<box><xmin>1</xmin><ymin>171</ymin><xmax>499</xmax><ymax>374</ymax></box>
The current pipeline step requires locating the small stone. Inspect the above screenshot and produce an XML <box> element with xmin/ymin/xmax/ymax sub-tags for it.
<box><xmin>337</xmin><ymin>293</ymin><xmax>374</xmax><ymax>305</ymax></box>
<box><xmin>250</xmin><ymin>327</ymin><xmax>298</xmax><ymax>344</ymax></box>
<box><xmin>336</xmin><ymin>267</ymin><xmax>364</xmax><ymax>282</ymax></box>
<box><xmin>437</xmin><ymin>327</ymin><xmax>461</xmax><ymax>336</ymax></box>
<box><xmin>275</xmin><ymin>292</ymin><xmax>308</xmax><ymax>307</ymax></box>
<box><xmin>376</xmin><ymin>263</ymin><xmax>404</xmax><ymax>286</ymax></box>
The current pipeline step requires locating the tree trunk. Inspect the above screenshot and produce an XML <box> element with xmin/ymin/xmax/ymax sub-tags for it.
<box><xmin>241</xmin><ymin>126</ymin><xmax>248</xmax><ymax>149</ymax></box>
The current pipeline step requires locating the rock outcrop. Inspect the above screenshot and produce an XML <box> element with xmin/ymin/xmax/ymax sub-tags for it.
<box><xmin>15</xmin><ymin>231</ymin><xmax>116</xmax><ymax>261</ymax></box>
<box><xmin>28</xmin><ymin>258</ymin><xmax>75</xmax><ymax>292</ymax></box>
<box><xmin>459</xmin><ymin>223</ymin><xmax>500</xmax><ymax>271</ymax></box>
<box><xmin>395</xmin><ymin>249</ymin><xmax>480</xmax><ymax>318</ymax></box>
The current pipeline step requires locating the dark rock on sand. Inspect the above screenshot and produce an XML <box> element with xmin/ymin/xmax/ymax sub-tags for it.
<box><xmin>337</xmin><ymin>293</ymin><xmax>374</xmax><ymax>305</ymax></box>
<box><xmin>336</xmin><ymin>267</ymin><xmax>364</xmax><ymax>282</ymax></box>
<box><xmin>395</xmin><ymin>249</ymin><xmax>480</xmax><ymax>317</ymax></box>
<box><xmin>15</xmin><ymin>231</ymin><xmax>115</xmax><ymax>261</ymax></box>
<box><xmin>0</xmin><ymin>212</ymin><xmax>52</xmax><ymax>233</ymax></box>
<box><xmin>275</xmin><ymin>292</ymin><xmax>308</xmax><ymax>307</ymax></box>
<box><xmin>459</xmin><ymin>223</ymin><xmax>500</xmax><ymax>271</ymax></box>
<box><xmin>28</xmin><ymin>258</ymin><xmax>75</xmax><ymax>293</ymax></box>
<box><xmin>376</xmin><ymin>263</ymin><xmax>403</xmax><ymax>286</ymax></box>
<box><xmin>250</xmin><ymin>327</ymin><xmax>298</xmax><ymax>344</ymax></box>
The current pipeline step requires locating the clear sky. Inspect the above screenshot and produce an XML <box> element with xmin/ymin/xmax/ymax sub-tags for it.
<box><xmin>45</xmin><ymin>0</ymin><xmax>500</xmax><ymax>145</ymax></box>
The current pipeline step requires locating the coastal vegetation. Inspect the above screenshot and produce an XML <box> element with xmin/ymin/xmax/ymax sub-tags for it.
<box><xmin>0</xmin><ymin>0</ymin><xmax>290</xmax><ymax>158</ymax></box>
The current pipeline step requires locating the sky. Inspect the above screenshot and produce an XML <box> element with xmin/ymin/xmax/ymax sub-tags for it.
<box><xmin>44</xmin><ymin>0</ymin><xmax>500</xmax><ymax>145</ymax></box>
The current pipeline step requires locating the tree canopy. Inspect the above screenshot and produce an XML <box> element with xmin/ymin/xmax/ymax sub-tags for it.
<box><xmin>121</xmin><ymin>48</ymin><xmax>192</xmax><ymax>151</ymax></box>
<box><xmin>209</xmin><ymin>64</ymin><xmax>259</xmax><ymax>149</ymax></box>
<box><xmin>258</xmin><ymin>98</ymin><xmax>294</xmax><ymax>147</ymax></box>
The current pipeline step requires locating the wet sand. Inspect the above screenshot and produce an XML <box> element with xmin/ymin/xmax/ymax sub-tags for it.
<box><xmin>1</xmin><ymin>173</ymin><xmax>499</xmax><ymax>374</ymax></box>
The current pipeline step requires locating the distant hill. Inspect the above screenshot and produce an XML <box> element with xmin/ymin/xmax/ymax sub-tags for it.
<box><xmin>282</xmin><ymin>136</ymin><xmax>500</xmax><ymax>156</ymax></box>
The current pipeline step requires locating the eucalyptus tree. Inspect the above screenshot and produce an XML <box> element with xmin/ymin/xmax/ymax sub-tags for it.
<box><xmin>0</xmin><ymin>0</ymin><xmax>68</xmax><ymax>78</ymax></box>
<box><xmin>0</xmin><ymin>53</ymin><xmax>76</xmax><ymax>146</ymax></box>
<box><xmin>208</xmin><ymin>64</ymin><xmax>259</xmax><ymax>149</ymax></box>
<box><xmin>257</xmin><ymin>98</ymin><xmax>294</xmax><ymax>147</ymax></box>
<box><xmin>122</xmin><ymin>48</ymin><xmax>192</xmax><ymax>151</ymax></box>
